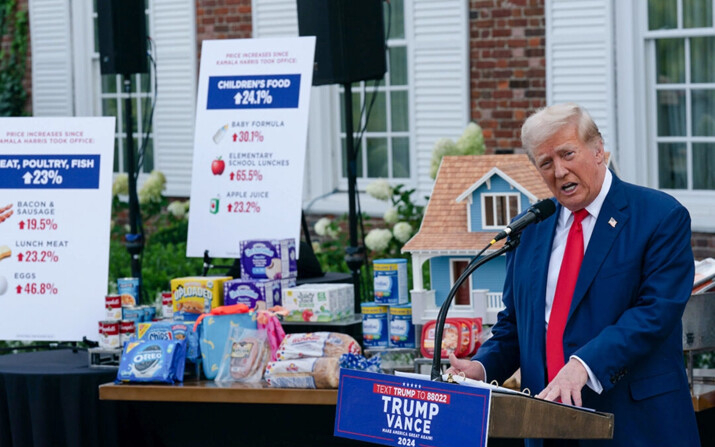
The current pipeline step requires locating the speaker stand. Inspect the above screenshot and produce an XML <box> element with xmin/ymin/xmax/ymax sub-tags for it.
<box><xmin>342</xmin><ymin>82</ymin><xmax>364</xmax><ymax>314</ymax></box>
<box><xmin>123</xmin><ymin>75</ymin><xmax>145</xmax><ymax>299</ymax></box>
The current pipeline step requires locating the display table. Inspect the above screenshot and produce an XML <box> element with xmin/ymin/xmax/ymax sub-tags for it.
<box><xmin>0</xmin><ymin>349</ymin><xmax>122</xmax><ymax>447</ymax></box>
<box><xmin>100</xmin><ymin>379</ymin><xmax>365</xmax><ymax>447</ymax></box>
<box><xmin>101</xmin><ymin>380</ymin><xmax>613</xmax><ymax>441</ymax></box>
<box><xmin>100</xmin><ymin>380</ymin><xmax>338</xmax><ymax>405</ymax></box>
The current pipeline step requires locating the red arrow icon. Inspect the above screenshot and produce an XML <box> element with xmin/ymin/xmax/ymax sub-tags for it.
<box><xmin>18</xmin><ymin>221</ymin><xmax>24</xmax><ymax>230</ymax></box>
<box><xmin>17</xmin><ymin>253</ymin><xmax>23</xmax><ymax>262</ymax></box>
<box><xmin>16</xmin><ymin>285</ymin><xmax>22</xmax><ymax>294</ymax></box>
<box><xmin>228</xmin><ymin>204</ymin><xmax>233</xmax><ymax>212</ymax></box>
<box><xmin>230</xmin><ymin>172</ymin><xmax>235</xmax><ymax>181</ymax></box>
<box><xmin>233</xmin><ymin>133</ymin><xmax>238</xmax><ymax>142</ymax></box>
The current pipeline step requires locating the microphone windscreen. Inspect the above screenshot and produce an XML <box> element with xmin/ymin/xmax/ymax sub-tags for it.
<box><xmin>532</xmin><ymin>199</ymin><xmax>556</xmax><ymax>221</ymax></box>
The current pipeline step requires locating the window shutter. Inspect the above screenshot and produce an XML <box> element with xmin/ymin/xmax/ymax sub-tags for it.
<box><xmin>29</xmin><ymin>0</ymin><xmax>74</xmax><ymax>116</ymax></box>
<box><xmin>151</xmin><ymin>0</ymin><xmax>197</xmax><ymax>196</ymax></box>
<box><xmin>252</xmin><ymin>0</ymin><xmax>298</xmax><ymax>37</ymax></box>
<box><xmin>546</xmin><ymin>0</ymin><xmax>615</xmax><ymax>152</ymax></box>
<box><xmin>410</xmin><ymin>0</ymin><xmax>470</xmax><ymax>199</ymax></box>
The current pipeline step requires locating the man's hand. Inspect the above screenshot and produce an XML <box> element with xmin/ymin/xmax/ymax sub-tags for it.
<box><xmin>0</xmin><ymin>204</ymin><xmax>12</xmax><ymax>224</ymax></box>
<box><xmin>445</xmin><ymin>353</ymin><xmax>486</xmax><ymax>381</ymax></box>
<box><xmin>536</xmin><ymin>358</ymin><xmax>588</xmax><ymax>406</ymax></box>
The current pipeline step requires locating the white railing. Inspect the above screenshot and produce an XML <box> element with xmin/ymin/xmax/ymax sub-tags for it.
<box><xmin>485</xmin><ymin>292</ymin><xmax>504</xmax><ymax>325</ymax></box>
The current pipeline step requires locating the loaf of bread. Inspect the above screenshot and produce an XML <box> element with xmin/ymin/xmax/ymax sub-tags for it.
<box><xmin>276</xmin><ymin>332</ymin><xmax>361</xmax><ymax>360</ymax></box>
<box><xmin>264</xmin><ymin>357</ymin><xmax>340</xmax><ymax>389</ymax></box>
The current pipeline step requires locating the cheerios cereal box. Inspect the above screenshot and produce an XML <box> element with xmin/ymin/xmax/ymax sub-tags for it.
<box><xmin>170</xmin><ymin>276</ymin><xmax>231</xmax><ymax>321</ymax></box>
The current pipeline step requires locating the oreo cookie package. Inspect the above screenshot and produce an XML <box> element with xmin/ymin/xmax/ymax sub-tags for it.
<box><xmin>116</xmin><ymin>339</ymin><xmax>186</xmax><ymax>384</ymax></box>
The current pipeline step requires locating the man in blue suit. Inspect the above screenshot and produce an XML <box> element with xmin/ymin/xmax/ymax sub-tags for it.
<box><xmin>448</xmin><ymin>103</ymin><xmax>700</xmax><ymax>446</ymax></box>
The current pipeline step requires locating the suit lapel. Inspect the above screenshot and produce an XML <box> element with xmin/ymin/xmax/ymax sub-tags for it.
<box><xmin>568</xmin><ymin>176</ymin><xmax>629</xmax><ymax>320</ymax></box>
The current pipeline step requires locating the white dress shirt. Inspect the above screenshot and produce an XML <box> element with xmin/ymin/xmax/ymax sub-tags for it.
<box><xmin>544</xmin><ymin>169</ymin><xmax>612</xmax><ymax>393</ymax></box>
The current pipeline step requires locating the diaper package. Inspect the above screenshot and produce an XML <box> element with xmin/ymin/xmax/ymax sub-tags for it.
<box><xmin>116</xmin><ymin>339</ymin><xmax>186</xmax><ymax>384</ymax></box>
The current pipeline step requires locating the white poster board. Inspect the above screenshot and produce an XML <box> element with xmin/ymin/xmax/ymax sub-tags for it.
<box><xmin>186</xmin><ymin>37</ymin><xmax>316</xmax><ymax>258</ymax></box>
<box><xmin>0</xmin><ymin>117</ymin><xmax>115</xmax><ymax>341</ymax></box>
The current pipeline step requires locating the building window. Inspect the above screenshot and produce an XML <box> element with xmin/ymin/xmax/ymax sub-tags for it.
<box><xmin>482</xmin><ymin>194</ymin><xmax>520</xmax><ymax>228</ymax></box>
<box><xmin>338</xmin><ymin>0</ymin><xmax>410</xmax><ymax>182</ymax></box>
<box><xmin>450</xmin><ymin>259</ymin><xmax>471</xmax><ymax>306</ymax></box>
<box><xmin>647</xmin><ymin>0</ymin><xmax>715</xmax><ymax>190</ymax></box>
<box><xmin>92</xmin><ymin>1</ymin><xmax>155</xmax><ymax>175</ymax></box>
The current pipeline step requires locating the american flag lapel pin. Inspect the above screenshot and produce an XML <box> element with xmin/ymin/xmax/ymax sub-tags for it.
<box><xmin>608</xmin><ymin>217</ymin><xmax>617</xmax><ymax>228</ymax></box>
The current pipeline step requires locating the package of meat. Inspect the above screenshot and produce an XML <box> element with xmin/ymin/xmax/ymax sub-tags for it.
<box><xmin>214</xmin><ymin>327</ymin><xmax>269</xmax><ymax>383</ymax></box>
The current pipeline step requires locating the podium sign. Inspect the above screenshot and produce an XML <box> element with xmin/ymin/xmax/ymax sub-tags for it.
<box><xmin>335</xmin><ymin>370</ymin><xmax>490</xmax><ymax>447</ymax></box>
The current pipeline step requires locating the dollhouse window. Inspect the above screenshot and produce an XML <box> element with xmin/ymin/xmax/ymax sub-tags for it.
<box><xmin>481</xmin><ymin>193</ymin><xmax>520</xmax><ymax>229</ymax></box>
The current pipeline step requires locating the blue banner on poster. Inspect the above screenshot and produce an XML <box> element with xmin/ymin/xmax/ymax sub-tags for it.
<box><xmin>334</xmin><ymin>369</ymin><xmax>491</xmax><ymax>447</ymax></box>
<box><xmin>0</xmin><ymin>155</ymin><xmax>101</xmax><ymax>189</ymax></box>
<box><xmin>206</xmin><ymin>74</ymin><xmax>301</xmax><ymax>109</ymax></box>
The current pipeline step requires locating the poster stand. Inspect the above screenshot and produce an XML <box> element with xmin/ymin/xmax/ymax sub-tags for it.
<box><xmin>201</xmin><ymin>250</ymin><xmax>235</xmax><ymax>277</ymax></box>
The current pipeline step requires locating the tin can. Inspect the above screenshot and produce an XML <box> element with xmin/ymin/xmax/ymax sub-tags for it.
<box><xmin>161</xmin><ymin>291</ymin><xmax>173</xmax><ymax>319</ymax></box>
<box><xmin>119</xmin><ymin>320</ymin><xmax>136</xmax><ymax>345</ymax></box>
<box><xmin>373</xmin><ymin>259</ymin><xmax>408</xmax><ymax>305</ymax></box>
<box><xmin>361</xmin><ymin>302</ymin><xmax>389</xmax><ymax>347</ymax></box>
<box><xmin>100</xmin><ymin>320</ymin><xmax>120</xmax><ymax>349</ymax></box>
<box><xmin>105</xmin><ymin>294</ymin><xmax>122</xmax><ymax>320</ymax></box>
<box><xmin>117</xmin><ymin>277</ymin><xmax>140</xmax><ymax>307</ymax></box>
<box><xmin>122</xmin><ymin>306</ymin><xmax>143</xmax><ymax>323</ymax></box>
<box><xmin>389</xmin><ymin>304</ymin><xmax>415</xmax><ymax>348</ymax></box>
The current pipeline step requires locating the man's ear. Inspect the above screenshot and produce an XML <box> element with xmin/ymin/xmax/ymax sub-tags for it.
<box><xmin>592</xmin><ymin>138</ymin><xmax>605</xmax><ymax>164</ymax></box>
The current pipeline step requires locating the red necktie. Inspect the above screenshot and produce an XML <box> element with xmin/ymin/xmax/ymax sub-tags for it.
<box><xmin>546</xmin><ymin>208</ymin><xmax>589</xmax><ymax>382</ymax></box>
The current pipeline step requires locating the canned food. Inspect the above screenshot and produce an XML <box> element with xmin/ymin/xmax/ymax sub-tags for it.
<box><xmin>117</xmin><ymin>277</ymin><xmax>140</xmax><ymax>307</ymax></box>
<box><xmin>161</xmin><ymin>291</ymin><xmax>173</xmax><ymax>319</ymax></box>
<box><xmin>120</xmin><ymin>320</ymin><xmax>136</xmax><ymax>345</ymax></box>
<box><xmin>100</xmin><ymin>320</ymin><xmax>120</xmax><ymax>349</ymax></box>
<box><xmin>105</xmin><ymin>294</ymin><xmax>122</xmax><ymax>320</ymax></box>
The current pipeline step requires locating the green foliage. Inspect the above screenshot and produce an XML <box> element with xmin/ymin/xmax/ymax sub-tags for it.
<box><xmin>107</xmin><ymin>173</ymin><xmax>232</xmax><ymax>305</ymax></box>
<box><xmin>312</xmin><ymin>182</ymin><xmax>430</xmax><ymax>302</ymax></box>
<box><xmin>0</xmin><ymin>0</ymin><xmax>28</xmax><ymax>117</ymax></box>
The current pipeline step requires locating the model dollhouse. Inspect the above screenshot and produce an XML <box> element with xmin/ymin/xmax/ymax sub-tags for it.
<box><xmin>403</xmin><ymin>154</ymin><xmax>553</xmax><ymax>325</ymax></box>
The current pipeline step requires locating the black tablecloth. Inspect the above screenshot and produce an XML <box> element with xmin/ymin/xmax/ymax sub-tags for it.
<box><xmin>0</xmin><ymin>350</ymin><xmax>120</xmax><ymax>447</ymax></box>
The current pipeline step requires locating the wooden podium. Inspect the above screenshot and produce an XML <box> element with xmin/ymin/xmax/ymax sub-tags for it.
<box><xmin>101</xmin><ymin>381</ymin><xmax>613</xmax><ymax>440</ymax></box>
<box><xmin>489</xmin><ymin>392</ymin><xmax>613</xmax><ymax>439</ymax></box>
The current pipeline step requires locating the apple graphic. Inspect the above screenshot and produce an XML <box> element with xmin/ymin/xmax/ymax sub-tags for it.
<box><xmin>211</xmin><ymin>157</ymin><xmax>225</xmax><ymax>175</ymax></box>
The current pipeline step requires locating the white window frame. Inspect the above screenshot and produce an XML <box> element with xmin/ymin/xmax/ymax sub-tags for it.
<box><xmin>480</xmin><ymin>192</ymin><xmax>521</xmax><ymax>230</ymax></box>
<box><xmin>615</xmin><ymin>0</ymin><xmax>715</xmax><ymax>232</ymax></box>
<box><xmin>449</xmin><ymin>258</ymin><xmax>473</xmax><ymax>309</ymax></box>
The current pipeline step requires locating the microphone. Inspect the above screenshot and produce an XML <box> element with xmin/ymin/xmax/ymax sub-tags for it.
<box><xmin>491</xmin><ymin>199</ymin><xmax>556</xmax><ymax>244</ymax></box>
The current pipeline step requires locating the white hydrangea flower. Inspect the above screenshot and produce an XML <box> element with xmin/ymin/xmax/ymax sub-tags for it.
<box><xmin>383</xmin><ymin>207</ymin><xmax>399</xmax><ymax>224</ymax></box>
<box><xmin>314</xmin><ymin>217</ymin><xmax>332</xmax><ymax>237</ymax></box>
<box><xmin>365</xmin><ymin>179</ymin><xmax>392</xmax><ymax>201</ymax></box>
<box><xmin>167</xmin><ymin>200</ymin><xmax>187</xmax><ymax>219</ymax></box>
<box><xmin>393</xmin><ymin>222</ymin><xmax>413</xmax><ymax>243</ymax></box>
<box><xmin>138</xmin><ymin>170</ymin><xmax>166</xmax><ymax>205</ymax></box>
<box><xmin>112</xmin><ymin>173</ymin><xmax>129</xmax><ymax>196</ymax></box>
<box><xmin>365</xmin><ymin>228</ymin><xmax>393</xmax><ymax>252</ymax></box>
<box><xmin>456</xmin><ymin>122</ymin><xmax>486</xmax><ymax>155</ymax></box>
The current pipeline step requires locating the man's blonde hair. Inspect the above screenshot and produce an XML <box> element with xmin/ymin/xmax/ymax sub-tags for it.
<box><xmin>521</xmin><ymin>103</ymin><xmax>603</xmax><ymax>162</ymax></box>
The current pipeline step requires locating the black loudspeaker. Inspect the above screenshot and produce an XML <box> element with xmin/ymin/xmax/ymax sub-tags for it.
<box><xmin>297</xmin><ymin>0</ymin><xmax>387</xmax><ymax>86</ymax></box>
<box><xmin>96</xmin><ymin>0</ymin><xmax>148</xmax><ymax>75</ymax></box>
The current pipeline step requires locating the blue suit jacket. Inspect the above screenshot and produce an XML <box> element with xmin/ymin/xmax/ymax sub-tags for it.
<box><xmin>474</xmin><ymin>175</ymin><xmax>700</xmax><ymax>446</ymax></box>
